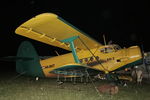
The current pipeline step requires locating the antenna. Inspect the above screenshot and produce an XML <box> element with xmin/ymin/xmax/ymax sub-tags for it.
<box><xmin>55</xmin><ymin>50</ymin><xmax>60</xmax><ymax>56</ymax></box>
<box><xmin>103</xmin><ymin>34</ymin><xmax>107</xmax><ymax>46</ymax></box>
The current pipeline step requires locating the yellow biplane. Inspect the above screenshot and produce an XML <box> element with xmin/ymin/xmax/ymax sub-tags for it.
<box><xmin>14</xmin><ymin>13</ymin><xmax>142</xmax><ymax>82</ymax></box>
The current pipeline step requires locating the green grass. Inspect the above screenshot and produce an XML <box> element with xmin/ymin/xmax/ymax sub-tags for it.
<box><xmin>0</xmin><ymin>72</ymin><xmax>150</xmax><ymax>100</ymax></box>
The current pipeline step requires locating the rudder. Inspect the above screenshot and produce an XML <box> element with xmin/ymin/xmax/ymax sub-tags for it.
<box><xmin>16</xmin><ymin>41</ymin><xmax>44</xmax><ymax>77</ymax></box>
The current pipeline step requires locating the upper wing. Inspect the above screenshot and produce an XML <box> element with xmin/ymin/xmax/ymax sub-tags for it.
<box><xmin>15</xmin><ymin>13</ymin><xmax>102</xmax><ymax>51</ymax></box>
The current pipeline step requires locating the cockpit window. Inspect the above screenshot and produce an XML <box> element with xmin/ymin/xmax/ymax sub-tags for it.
<box><xmin>100</xmin><ymin>44</ymin><xmax>121</xmax><ymax>54</ymax></box>
<box><xmin>100</xmin><ymin>47</ymin><xmax>113</xmax><ymax>53</ymax></box>
<box><xmin>114</xmin><ymin>45</ymin><xmax>121</xmax><ymax>50</ymax></box>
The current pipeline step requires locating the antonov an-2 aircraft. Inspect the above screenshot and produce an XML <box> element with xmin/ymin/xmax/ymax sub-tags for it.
<box><xmin>14</xmin><ymin>13</ymin><xmax>142</xmax><ymax>81</ymax></box>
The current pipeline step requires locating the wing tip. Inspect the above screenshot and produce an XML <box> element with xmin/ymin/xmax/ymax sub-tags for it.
<box><xmin>35</xmin><ymin>13</ymin><xmax>58</xmax><ymax>18</ymax></box>
<box><xmin>15</xmin><ymin>12</ymin><xmax>58</xmax><ymax>34</ymax></box>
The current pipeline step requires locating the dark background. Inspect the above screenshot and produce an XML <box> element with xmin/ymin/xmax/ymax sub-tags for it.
<box><xmin>0</xmin><ymin>1</ymin><xmax>150</xmax><ymax>57</ymax></box>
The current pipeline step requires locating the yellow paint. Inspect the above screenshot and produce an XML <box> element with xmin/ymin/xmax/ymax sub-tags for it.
<box><xmin>15</xmin><ymin>13</ymin><xmax>102</xmax><ymax>51</ymax></box>
<box><xmin>15</xmin><ymin>13</ymin><xmax>142</xmax><ymax>78</ymax></box>
<box><xmin>40</xmin><ymin>44</ymin><xmax>142</xmax><ymax>77</ymax></box>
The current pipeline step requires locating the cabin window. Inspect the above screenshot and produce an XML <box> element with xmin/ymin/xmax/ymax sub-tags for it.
<box><xmin>114</xmin><ymin>45</ymin><xmax>121</xmax><ymax>51</ymax></box>
<box><xmin>95</xmin><ymin>56</ymin><xmax>99</xmax><ymax>60</ymax></box>
<box><xmin>80</xmin><ymin>59</ymin><xmax>83</xmax><ymax>63</ymax></box>
<box><xmin>84</xmin><ymin>58</ymin><xmax>88</xmax><ymax>62</ymax></box>
<box><xmin>100</xmin><ymin>47</ymin><xmax>113</xmax><ymax>53</ymax></box>
<box><xmin>90</xmin><ymin>57</ymin><xmax>94</xmax><ymax>61</ymax></box>
<box><xmin>116</xmin><ymin>59</ymin><xmax>121</xmax><ymax>62</ymax></box>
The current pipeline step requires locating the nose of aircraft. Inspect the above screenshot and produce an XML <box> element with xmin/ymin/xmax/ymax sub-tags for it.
<box><xmin>128</xmin><ymin>46</ymin><xmax>142</xmax><ymax>60</ymax></box>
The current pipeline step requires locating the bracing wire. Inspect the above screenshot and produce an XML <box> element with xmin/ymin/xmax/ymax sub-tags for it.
<box><xmin>9</xmin><ymin>71</ymin><xmax>26</xmax><ymax>81</ymax></box>
<box><xmin>78</xmin><ymin>37</ymin><xmax>109</xmax><ymax>72</ymax></box>
<box><xmin>85</xmin><ymin>69</ymin><xmax>102</xmax><ymax>97</ymax></box>
<box><xmin>78</xmin><ymin>37</ymin><xmax>111</xmax><ymax>97</ymax></box>
<box><xmin>3</xmin><ymin>71</ymin><xmax>27</xmax><ymax>91</ymax></box>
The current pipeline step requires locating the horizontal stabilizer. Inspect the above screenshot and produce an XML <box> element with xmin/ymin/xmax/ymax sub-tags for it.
<box><xmin>0</xmin><ymin>56</ymin><xmax>34</xmax><ymax>62</ymax></box>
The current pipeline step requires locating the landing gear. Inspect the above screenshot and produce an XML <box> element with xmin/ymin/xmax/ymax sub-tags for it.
<box><xmin>80</xmin><ymin>76</ymin><xmax>83</xmax><ymax>83</ymax></box>
<box><xmin>56</xmin><ymin>74</ymin><xmax>64</xmax><ymax>85</ymax></box>
<box><xmin>57</xmin><ymin>74</ymin><xmax>60</xmax><ymax>82</ymax></box>
<box><xmin>64</xmin><ymin>76</ymin><xmax>67</xmax><ymax>82</ymax></box>
<box><xmin>73</xmin><ymin>77</ymin><xmax>76</xmax><ymax>85</ymax></box>
<box><xmin>35</xmin><ymin>77</ymin><xmax>39</xmax><ymax>81</ymax></box>
<box><xmin>105</xmin><ymin>73</ymin><xmax>121</xmax><ymax>85</ymax></box>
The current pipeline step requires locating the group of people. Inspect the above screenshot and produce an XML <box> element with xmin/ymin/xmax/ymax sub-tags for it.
<box><xmin>94</xmin><ymin>65</ymin><xmax>144</xmax><ymax>85</ymax></box>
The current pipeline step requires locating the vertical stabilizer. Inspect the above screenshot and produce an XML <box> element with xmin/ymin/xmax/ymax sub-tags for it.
<box><xmin>16</xmin><ymin>41</ymin><xmax>44</xmax><ymax>77</ymax></box>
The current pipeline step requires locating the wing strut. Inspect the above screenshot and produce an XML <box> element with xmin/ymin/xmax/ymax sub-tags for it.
<box><xmin>78</xmin><ymin>37</ymin><xmax>109</xmax><ymax>73</ymax></box>
<box><xmin>61</xmin><ymin>36</ymin><xmax>80</xmax><ymax>63</ymax></box>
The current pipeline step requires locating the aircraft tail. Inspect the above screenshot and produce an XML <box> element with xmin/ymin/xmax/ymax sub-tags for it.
<box><xmin>16</xmin><ymin>41</ymin><xmax>44</xmax><ymax>77</ymax></box>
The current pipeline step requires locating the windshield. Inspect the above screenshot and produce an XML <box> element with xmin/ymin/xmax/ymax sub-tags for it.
<box><xmin>100</xmin><ymin>47</ymin><xmax>113</xmax><ymax>53</ymax></box>
<box><xmin>113</xmin><ymin>45</ymin><xmax>121</xmax><ymax>50</ymax></box>
<box><xmin>100</xmin><ymin>44</ymin><xmax>121</xmax><ymax>53</ymax></box>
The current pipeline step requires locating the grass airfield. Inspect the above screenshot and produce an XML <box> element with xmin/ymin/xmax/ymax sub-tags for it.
<box><xmin>0</xmin><ymin>72</ymin><xmax>150</xmax><ymax>100</ymax></box>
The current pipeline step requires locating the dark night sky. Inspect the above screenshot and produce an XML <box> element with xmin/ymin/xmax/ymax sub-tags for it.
<box><xmin>0</xmin><ymin>0</ymin><xmax>150</xmax><ymax>57</ymax></box>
